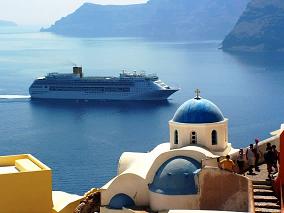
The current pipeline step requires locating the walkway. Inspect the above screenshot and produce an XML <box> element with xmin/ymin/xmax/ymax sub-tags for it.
<box><xmin>245</xmin><ymin>164</ymin><xmax>281</xmax><ymax>213</ymax></box>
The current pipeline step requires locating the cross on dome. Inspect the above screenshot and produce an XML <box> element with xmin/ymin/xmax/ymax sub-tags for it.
<box><xmin>194</xmin><ymin>89</ymin><xmax>201</xmax><ymax>100</ymax></box>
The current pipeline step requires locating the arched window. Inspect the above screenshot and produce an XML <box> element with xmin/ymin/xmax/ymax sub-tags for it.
<box><xmin>191</xmin><ymin>131</ymin><xmax>197</xmax><ymax>144</ymax></box>
<box><xmin>174</xmin><ymin>130</ymin><xmax>178</xmax><ymax>144</ymax></box>
<box><xmin>212</xmin><ymin>130</ymin><xmax>217</xmax><ymax>145</ymax></box>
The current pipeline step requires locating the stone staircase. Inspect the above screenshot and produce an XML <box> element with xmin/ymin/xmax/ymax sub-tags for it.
<box><xmin>253</xmin><ymin>180</ymin><xmax>281</xmax><ymax>213</ymax></box>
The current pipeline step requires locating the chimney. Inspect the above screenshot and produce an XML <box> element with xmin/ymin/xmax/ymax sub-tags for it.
<box><xmin>73</xmin><ymin>66</ymin><xmax>83</xmax><ymax>78</ymax></box>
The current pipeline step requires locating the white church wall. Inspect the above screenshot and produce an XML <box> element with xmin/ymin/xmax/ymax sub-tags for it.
<box><xmin>149</xmin><ymin>191</ymin><xmax>199</xmax><ymax>211</ymax></box>
<box><xmin>101</xmin><ymin>173</ymin><xmax>149</xmax><ymax>207</ymax></box>
<box><xmin>169</xmin><ymin>119</ymin><xmax>228</xmax><ymax>154</ymax></box>
<box><xmin>118</xmin><ymin>152</ymin><xmax>147</xmax><ymax>175</ymax></box>
<box><xmin>100</xmin><ymin>207</ymin><xmax>131</xmax><ymax>213</ymax></box>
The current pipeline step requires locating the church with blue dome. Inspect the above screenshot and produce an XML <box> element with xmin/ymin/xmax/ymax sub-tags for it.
<box><xmin>169</xmin><ymin>91</ymin><xmax>232</xmax><ymax>155</ymax></box>
<box><xmin>98</xmin><ymin>91</ymin><xmax>252</xmax><ymax>213</ymax></box>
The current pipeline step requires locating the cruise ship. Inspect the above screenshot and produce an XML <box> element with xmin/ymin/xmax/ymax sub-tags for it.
<box><xmin>29</xmin><ymin>67</ymin><xmax>179</xmax><ymax>100</ymax></box>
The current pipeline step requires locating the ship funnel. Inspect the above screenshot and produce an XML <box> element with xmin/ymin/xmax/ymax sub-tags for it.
<box><xmin>73</xmin><ymin>66</ymin><xmax>83</xmax><ymax>78</ymax></box>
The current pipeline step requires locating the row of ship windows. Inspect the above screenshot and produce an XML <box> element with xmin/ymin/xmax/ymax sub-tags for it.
<box><xmin>174</xmin><ymin>130</ymin><xmax>218</xmax><ymax>145</ymax></box>
<box><xmin>31</xmin><ymin>85</ymin><xmax>46</xmax><ymax>88</ymax></box>
<box><xmin>49</xmin><ymin>87</ymin><xmax>131</xmax><ymax>92</ymax></box>
<box><xmin>35</xmin><ymin>81</ymin><xmax>134</xmax><ymax>86</ymax></box>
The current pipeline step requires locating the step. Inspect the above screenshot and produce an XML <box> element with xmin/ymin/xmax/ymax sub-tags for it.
<box><xmin>254</xmin><ymin>195</ymin><xmax>278</xmax><ymax>203</ymax></box>
<box><xmin>133</xmin><ymin>211</ymin><xmax>149</xmax><ymax>213</ymax></box>
<box><xmin>255</xmin><ymin>207</ymin><xmax>281</xmax><ymax>213</ymax></box>
<box><xmin>254</xmin><ymin>202</ymin><xmax>281</xmax><ymax>209</ymax></box>
<box><xmin>253</xmin><ymin>180</ymin><xmax>272</xmax><ymax>186</ymax></box>
<box><xmin>253</xmin><ymin>185</ymin><xmax>273</xmax><ymax>190</ymax></box>
<box><xmin>253</xmin><ymin>188</ymin><xmax>275</xmax><ymax>196</ymax></box>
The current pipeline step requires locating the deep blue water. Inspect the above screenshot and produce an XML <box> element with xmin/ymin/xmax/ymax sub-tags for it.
<box><xmin>0</xmin><ymin>27</ymin><xmax>284</xmax><ymax>195</ymax></box>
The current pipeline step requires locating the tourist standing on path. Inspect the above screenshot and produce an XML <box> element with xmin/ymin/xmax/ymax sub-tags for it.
<box><xmin>246</xmin><ymin>144</ymin><xmax>256</xmax><ymax>175</ymax></box>
<box><xmin>272</xmin><ymin>145</ymin><xmax>279</xmax><ymax>173</ymax></box>
<box><xmin>266</xmin><ymin>142</ymin><xmax>272</xmax><ymax>151</ymax></box>
<box><xmin>237</xmin><ymin>149</ymin><xmax>245</xmax><ymax>175</ymax></box>
<box><xmin>254</xmin><ymin>138</ymin><xmax>261</xmax><ymax>172</ymax></box>
<box><xmin>264</xmin><ymin>146</ymin><xmax>274</xmax><ymax>179</ymax></box>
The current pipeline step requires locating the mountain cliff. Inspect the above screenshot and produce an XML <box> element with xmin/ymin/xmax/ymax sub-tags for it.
<box><xmin>222</xmin><ymin>0</ymin><xmax>284</xmax><ymax>52</ymax></box>
<box><xmin>42</xmin><ymin>0</ymin><xmax>249</xmax><ymax>40</ymax></box>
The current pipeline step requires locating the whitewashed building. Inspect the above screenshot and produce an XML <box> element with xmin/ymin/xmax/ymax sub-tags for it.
<box><xmin>99</xmin><ymin>92</ymin><xmax>253</xmax><ymax>213</ymax></box>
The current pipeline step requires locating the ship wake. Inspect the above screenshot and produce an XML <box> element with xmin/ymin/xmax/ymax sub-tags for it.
<box><xmin>0</xmin><ymin>95</ymin><xmax>31</xmax><ymax>102</ymax></box>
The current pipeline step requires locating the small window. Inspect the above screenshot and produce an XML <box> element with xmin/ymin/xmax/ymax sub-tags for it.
<box><xmin>191</xmin><ymin>131</ymin><xmax>197</xmax><ymax>144</ymax></box>
<box><xmin>212</xmin><ymin>130</ymin><xmax>217</xmax><ymax>145</ymax></box>
<box><xmin>174</xmin><ymin>130</ymin><xmax>178</xmax><ymax>144</ymax></box>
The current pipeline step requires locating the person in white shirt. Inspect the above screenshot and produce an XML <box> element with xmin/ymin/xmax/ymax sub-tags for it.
<box><xmin>246</xmin><ymin>144</ymin><xmax>256</xmax><ymax>175</ymax></box>
<box><xmin>254</xmin><ymin>138</ymin><xmax>261</xmax><ymax>172</ymax></box>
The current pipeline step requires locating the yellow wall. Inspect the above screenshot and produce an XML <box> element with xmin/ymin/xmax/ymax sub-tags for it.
<box><xmin>0</xmin><ymin>154</ymin><xmax>53</xmax><ymax>213</ymax></box>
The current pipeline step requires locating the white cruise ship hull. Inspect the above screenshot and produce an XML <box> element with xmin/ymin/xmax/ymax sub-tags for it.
<box><xmin>29</xmin><ymin>67</ymin><xmax>179</xmax><ymax>101</ymax></box>
<box><xmin>30</xmin><ymin>89</ymin><xmax>178</xmax><ymax>101</ymax></box>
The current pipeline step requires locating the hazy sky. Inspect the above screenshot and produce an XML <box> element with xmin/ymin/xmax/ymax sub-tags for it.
<box><xmin>0</xmin><ymin>0</ymin><xmax>148</xmax><ymax>26</ymax></box>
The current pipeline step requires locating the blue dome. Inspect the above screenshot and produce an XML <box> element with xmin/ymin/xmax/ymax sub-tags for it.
<box><xmin>149</xmin><ymin>156</ymin><xmax>201</xmax><ymax>195</ymax></box>
<box><xmin>109</xmin><ymin>193</ymin><xmax>135</xmax><ymax>209</ymax></box>
<box><xmin>173</xmin><ymin>97</ymin><xmax>224</xmax><ymax>124</ymax></box>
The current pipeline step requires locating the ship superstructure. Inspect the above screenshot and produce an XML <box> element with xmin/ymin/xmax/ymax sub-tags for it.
<box><xmin>29</xmin><ymin>67</ymin><xmax>179</xmax><ymax>100</ymax></box>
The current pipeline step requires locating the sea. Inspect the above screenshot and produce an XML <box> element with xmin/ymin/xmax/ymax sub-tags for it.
<box><xmin>0</xmin><ymin>26</ymin><xmax>284</xmax><ymax>195</ymax></box>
